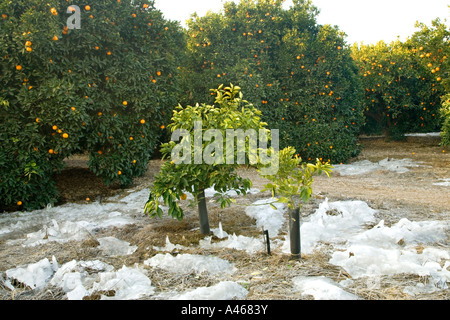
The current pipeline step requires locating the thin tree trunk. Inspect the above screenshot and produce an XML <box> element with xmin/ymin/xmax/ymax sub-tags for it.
<box><xmin>289</xmin><ymin>207</ymin><xmax>301</xmax><ymax>259</ymax></box>
<box><xmin>197</xmin><ymin>189</ymin><xmax>210</xmax><ymax>235</ymax></box>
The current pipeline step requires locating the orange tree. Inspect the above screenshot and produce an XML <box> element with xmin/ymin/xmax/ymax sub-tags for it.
<box><xmin>407</xmin><ymin>19</ymin><xmax>449</xmax><ymax>145</ymax></box>
<box><xmin>0</xmin><ymin>0</ymin><xmax>185</xmax><ymax>211</ymax></box>
<box><xmin>180</xmin><ymin>0</ymin><xmax>364</xmax><ymax>165</ymax></box>
<box><xmin>352</xmin><ymin>19</ymin><xmax>448</xmax><ymax>140</ymax></box>
<box><xmin>145</xmin><ymin>84</ymin><xmax>270</xmax><ymax>235</ymax></box>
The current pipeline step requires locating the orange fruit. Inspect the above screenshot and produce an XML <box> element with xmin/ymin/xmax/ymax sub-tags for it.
<box><xmin>51</xmin><ymin>8</ymin><xmax>58</xmax><ymax>15</ymax></box>
<box><xmin>85</xmin><ymin>5</ymin><xmax>91</xmax><ymax>11</ymax></box>
<box><xmin>180</xmin><ymin>194</ymin><xmax>187</xmax><ymax>201</ymax></box>
<box><xmin>49</xmin><ymin>149</ymin><xmax>54</xmax><ymax>154</ymax></box>
<box><xmin>52</xmin><ymin>125</ymin><xmax>58</xmax><ymax>130</ymax></box>
<box><xmin>16</xmin><ymin>65</ymin><xmax>22</xmax><ymax>71</ymax></box>
<box><xmin>107</xmin><ymin>51</ymin><xmax>111</xmax><ymax>55</ymax></box>
<box><xmin>62</xmin><ymin>133</ymin><xmax>69</xmax><ymax>139</ymax></box>
<box><xmin>26</xmin><ymin>47</ymin><xmax>32</xmax><ymax>52</ymax></box>
<box><xmin>140</xmin><ymin>119</ymin><xmax>146</xmax><ymax>124</ymax></box>
<box><xmin>17</xmin><ymin>201</ymin><xmax>23</xmax><ymax>206</ymax></box>
<box><xmin>123</xmin><ymin>101</ymin><xmax>127</xmax><ymax>106</ymax></box>
<box><xmin>156</xmin><ymin>71</ymin><xmax>161</xmax><ymax>76</ymax></box>
<box><xmin>143</xmin><ymin>4</ymin><xmax>148</xmax><ymax>8</ymax></box>
<box><xmin>25</xmin><ymin>41</ymin><xmax>32</xmax><ymax>47</ymax></box>
<box><xmin>132</xmin><ymin>160</ymin><xmax>137</xmax><ymax>164</ymax></box>
<box><xmin>160</xmin><ymin>125</ymin><xmax>165</xmax><ymax>130</ymax></box>
<box><xmin>52</xmin><ymin>35</ymin><xmax>58</xmax><ymax>41</ymax></box>
<box><xmin>118</xmin><ymin>170</ymin><xmax>122</xmax><ymax>175</ymax></box>
<box><xmin>35</xmin><ymin>118</ymin><xmax>40</xmax><ymax>123</ymax></box>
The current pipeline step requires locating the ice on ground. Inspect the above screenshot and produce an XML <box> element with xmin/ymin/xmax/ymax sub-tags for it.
<box><xmin>329</xmin><ymin>218</ymin><xmax>450</xmax><ymax>283</ymax></box>
<box><xmin>245</xmin><ymin>198</ymin><xmax>286</xmax><ymax>236</ymax></box>
<box><xmin>5</xmin><ymin>257</ymin><xmax>154</xmax><ymax>300</ymax></box>
<box><xmin>211</xmin><ymin>222</ymin><xmax>229</xmax><ymax>239</ymax></box>
<box><xmin>5</xmin><ymin>256</ymin><xmax>59</xmax><ymax>290</ymax></box>
<box><xmin>153</xmin><ymin>236</ymin><xmax>187</xmax><ymax>252</ymax></box>
<box><xmin>433</xmin><ymin>178</ymin><xmax>450</xmax><ymax>187</ymax></box>
<box><xmin>170</xmin><ymin>281</ymin><xmax>248</xmax><ymax>300</ymax></box>
<box><xmin>50</xmin><ymin>260</ymin><xmax>114</xmax><ymax>300</ymax></box>
<box><xmin>1</xmin><ymin>201</ymin><xmax>138</xmax><ymax>245</ymax></box>
<box><xmin>349</xmin><ymin>219</ymin><xmax>449</xmax><ymax>248</ymax></box>
<box><xmin>293</xmin><ymin>276</ymin><xmax>360</xmax><ymax>300</ymax></box>
<box><xmin>144</xmin><ymin>253</ymin><xmax>236</xmax><ymax>276</ymax></box>
<box><xmin>404</xmin><ymin>132</ymin><xmax>441</xmax><ymax>137</ymax></box>
<box><xmin>199</xmin><ymin>234</ymin><xmax>265</xmax><ymax>255</ymax></box>
<box><xmin>333</xmin><ymin>158</ymin><xmax>422</xmax><ymax>176</ymax></box>
<box><xmin>293</xmin><ymin>199</ymin><xmax>378</xmax><ymax>254</ymax></box>
<box><xmin>90</xmin><ymin>265</ymin><xmax>154</xmax><ymax>300</ymax></box>
<box><xmin>330</xmin><ymin>245</ymin><xmax>449</xmax><ymax>282</ymax></box>
<box><xmin>97</xmin><ymin>237</ymin><xmax>137</xmax><ymax>256</ymax></box>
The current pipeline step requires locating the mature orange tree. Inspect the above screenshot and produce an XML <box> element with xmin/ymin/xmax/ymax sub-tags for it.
<box><xmin>352</xmin><ymin>18</ymin><xmax>449</xmax><ymax>140</ymax></box>
<box><xmin>0</xmin><ymin>0</ymin><xmax>185</xmax><ymax>211</ymax></box>
<box><xmin>181</xmin><ymin>0</ymin><xmax>364</xmax><ymax>165</ymax></box>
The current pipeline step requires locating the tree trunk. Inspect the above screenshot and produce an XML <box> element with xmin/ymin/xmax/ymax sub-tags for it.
<box><xmin>197</xmin><ymin>189</ymin><xmax>210</xmax><ymax>235</ymax></box>
<box><xmin>289</xmin><ymin>207</ymin><xmax>301</xmax><ymax>259</ymax></box>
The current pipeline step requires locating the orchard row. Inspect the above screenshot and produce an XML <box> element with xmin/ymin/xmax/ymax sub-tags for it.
<box><xmin>0</xmin><ymin>0</ymin><xmax>448</xmax><ymax>211</ymax></box>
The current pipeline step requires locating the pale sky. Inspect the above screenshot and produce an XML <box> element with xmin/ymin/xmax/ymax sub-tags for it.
<box><xmin>154</xmin><ymin>0</ymin><xmax>449</xmax><ymax>45</ymax></box>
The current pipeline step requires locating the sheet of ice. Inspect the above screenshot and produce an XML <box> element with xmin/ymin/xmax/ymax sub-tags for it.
<box><xmin>199</xmin><ymin>234</ymin><xmax>265</xmax><ymax>255</ymax></box>
<box><xmin>333</xmin><ymin>158</ymin><xmax>422</xmax><ymax>176</ymax></box>
<box><xmin>330</xmin><ymin>245</ymin><xmax>449</xmax><ymax>281</ymax></box>
<box><xmin>293</xmin><ymin>276</ymin><xmax>360</xmax><ymax>300</ymax></box>
<box><xmin>91</xmin><ymin>265</ymin><xmax>154</xmax><ymax>300</ymax></box>
<box><xmin>245</xmin><ymin>198</ymin><xmax>286</xmax><ymax>236</ymax></box>
<box><xmin>349</xmin><ymin>219</ymin><xmax>449</xmax><ymax>248</ymax></box>
<box><xmin>329</xmin><ymin>217</ymin><xmax>450</xmax><ymax>282</ymax></box>
<box><xmin>290</xmin><ymin>199</ymin><xmax>378</xmax><ymax>254</ymax></box>
<box><xmin>5</xmin><ymin>257</ymin><xmax>59</xmax><ymax>290</ymax></box>
<box><xmin>144</xmin><ymin>253</ymin><xmax>236</xmax><ymax>276</ymax></box>
<box><xmin>50</xmin><ymin>260</ymin><xmax>114</xmax><ymax>300</ymax></box>
<box><xmin>433</xmin><ymin>178</ymin><xmax>450</xmax><ymax>187</ymax></box>
<box><xmin>1</xmin><ymin>200</ymin><xmax>138</xmax><ymax>245</ymax></box>
<box><xmin>171</xmin><ymin>281</ymin><xmax>248</xmax><ymax>300</ymax></box>
<box><xmin>404</xmin><ymin>132</ymin><xmax>441</xmax><ymax>137</ymax></box>
<box><xmin>97</xmin><ymin>237</ymin><xmax>137</xmax><ymax>256</ymax></box>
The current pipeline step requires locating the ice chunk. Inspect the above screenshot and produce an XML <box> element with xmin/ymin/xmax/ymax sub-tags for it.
<box><xmin>293</xmin><ymin>276</ymin><xmax>360</xmax><ymax>300</ymax></box>
<box><xmin>91</xmin><ymin>265</ymin><xmax>154</xmax><ymax>300</ymax></box>
<box><xmin>153</xmin><ymin>236</ymin><xmax>187</xmax><ymax>252</ymax></box>
<box><xmin>199</xmin><ymin>234</ymin><xmax>265</xmax><ymax>255</ymax></box>
<box><xmin>6</xmin><ymin>256</ymin><xmax>58</xmax><ymax>290</ymax></box>
<box><xmin>97</xmin><ymin>237</ymin><xmax>137</xmax><ymax>256</ymax></box>
<box><xmin>144</xmin><ymin>253</ymin><xmax>236</xmax><ymax>276</ymax></box>
<box><xmin>298</xmin><ymin>199</ymin><xmax>377</xmax><ymax>254</ymax></box>
<box><xmin>171</xmin><ymin>281</ymin><xmax>248</xmax><ymax>300</ymax></box>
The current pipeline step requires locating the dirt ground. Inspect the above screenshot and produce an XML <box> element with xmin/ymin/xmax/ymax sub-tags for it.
<box><xmin>0</xmin><ymin>135</ymin><xmax>449</xmax><ymax>300</ymax></box>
